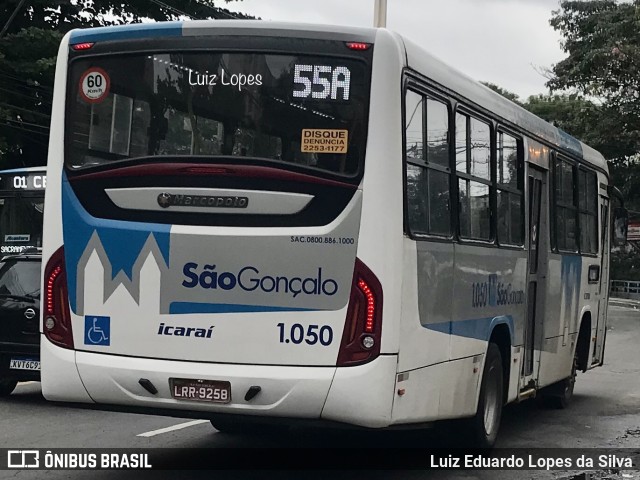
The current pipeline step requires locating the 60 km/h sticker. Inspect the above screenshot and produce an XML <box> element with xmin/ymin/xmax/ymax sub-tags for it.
<box><xmin>79</xmin><ymin>68</ymin><xmax>110</xmax><ymax>103</ymax></box>
<box><xmin>301</xmin><ymin>129</ymin><xmax>348</xmax><ymax>154</ymax></box>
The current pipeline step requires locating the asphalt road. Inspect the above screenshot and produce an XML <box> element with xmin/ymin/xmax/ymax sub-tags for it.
<box><xmin>1</xmin><ymin>305</ymin><xmax>639</xmax><ymax>480</ymax></box>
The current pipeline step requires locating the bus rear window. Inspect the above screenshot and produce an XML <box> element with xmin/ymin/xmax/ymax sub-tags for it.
<box><xmin>65</xmin><ymin>52</ymin><xmax>370</xmax><ymax>177</ymax></box>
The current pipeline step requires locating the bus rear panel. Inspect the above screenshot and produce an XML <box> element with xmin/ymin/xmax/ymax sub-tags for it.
<box><xmin>41</xmin><ymin>22</ymin><xmax>404</xmax><ymax>428</ymax></box>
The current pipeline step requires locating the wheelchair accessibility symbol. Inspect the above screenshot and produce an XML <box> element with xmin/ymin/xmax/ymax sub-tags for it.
<box><xmin>84</xmin><ymin>316</ymin><xmax>110</xmax><ymax>346</ymax></box>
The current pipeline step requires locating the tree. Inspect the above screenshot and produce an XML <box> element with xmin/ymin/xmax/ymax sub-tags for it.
<box><xmin>548</xmin><ymin>1</ymin><xmax>640</xmax><ymax>116</ymax></box>
<box><xmin>547</xmin><ymin>1</ymin><xmax>640</xmax><ymax>206</ymax></box>
<box><xmin>548</xmin><ymin>1</ymin><xmax>640</xmax><ymax>280</ymax></box>
<box><xmin>0</xmin><ymin>0</ymin><xmax>252</xmax><ymax>168</ymax></box>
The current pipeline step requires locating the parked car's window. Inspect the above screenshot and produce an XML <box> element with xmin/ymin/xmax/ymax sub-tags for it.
<box><xmin>0</xmin><ymin>259</ymin><xmax>40</xmax><ymax>299</ymax></box>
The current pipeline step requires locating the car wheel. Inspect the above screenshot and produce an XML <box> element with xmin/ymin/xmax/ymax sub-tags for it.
<box><xmin>466</xmin><ymin>343</ymin><xmax>503</xmax><ymax>448</ymax></box>
<box><xmin>0</xmin><ymin>378</ymin><xmax>18</xmax><ymax>396</ymax></box>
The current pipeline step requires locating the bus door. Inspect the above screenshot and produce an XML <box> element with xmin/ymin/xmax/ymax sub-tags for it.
<box><xmin>594</xmin><ymin>196</ymin><xmax>610</xmax><ymax>364</ymax></box>
<box><xmin>522</xmin><ymin>166</ymin><xmax>547</xmax><ymax>389</ymax></box>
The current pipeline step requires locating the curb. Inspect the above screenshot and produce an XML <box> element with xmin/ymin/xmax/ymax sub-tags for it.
<box><xmin>608</xmin><ymin>298</ymin><xmax>640</xmax><ymax>308</ymax></box>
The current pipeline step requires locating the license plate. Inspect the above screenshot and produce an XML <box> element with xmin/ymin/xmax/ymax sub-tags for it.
<box><xmin>9</xmin><ymin>358</ymin><xmax>41</xmax><ymax>371</ymax></box>
<box><xmin>170</xmin><ymin>378</ymin><xmax>231</xmax><ymax>403</ymax></box>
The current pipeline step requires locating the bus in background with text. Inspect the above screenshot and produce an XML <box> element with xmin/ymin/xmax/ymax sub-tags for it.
<box><xmin>0</xmin><ymin>167</ymin><xmax>46</xmax><ymax>255</ymax></box>
<box><xmin>0</xmin><ymin>166</ymin><xmax>46</xmax><ymax>394</ymax></box>
<box><xmin>41</xmin><ymin>21</ymin><xmax>627</xmax><ymax>447</ymax></box>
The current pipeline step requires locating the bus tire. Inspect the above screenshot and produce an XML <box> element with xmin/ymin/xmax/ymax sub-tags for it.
<box><xmin>539</xmin><ymin>354</ymin><xmax>577</xmax><ymax>409</ymax></box>
<box><xmin>467</xmin><ymin>343</ymin><xmax>503</xmax><ymax>448</ymax></box>
<box><xmin>0</xmin><ymin>378</ymin><xmax>17</xmax><ymax>397</ymax></box>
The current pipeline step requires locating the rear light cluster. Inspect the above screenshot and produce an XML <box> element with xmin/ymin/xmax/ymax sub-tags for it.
<box><xmin>43</xmin><ymin>246</ymin><xmax>74</xmax><ymax>349</ymax></box>
<box><xmin>345</xmin><ymin>42</ymin><xmax>372</xmax><ymax>51</ymax></box>
<box><xmin>337</xmin><ymin>258</ymin><xmax>383</xmax><ymax>366</ymax></box>
<box><xmin>72</xmin><ymin>42</ymin><xmax>94</xmax><ymax>51</ymax></box>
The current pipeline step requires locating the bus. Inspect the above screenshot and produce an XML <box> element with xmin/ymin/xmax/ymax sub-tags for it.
<box><xmin>0</xmin><ymin>167</ymin><xmax>46</xmax><ymax>255</ymax></box>
<box><xmin>41</xmin><ymin>21</ymin><xmax>627</xmax><ymax>447</ymax></box>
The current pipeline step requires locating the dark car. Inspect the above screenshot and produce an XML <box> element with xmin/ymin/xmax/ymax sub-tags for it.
<box><xmin>0</xmin><ymin>248</ymin><xmax>41</xmax><ymax>396</ymax></box>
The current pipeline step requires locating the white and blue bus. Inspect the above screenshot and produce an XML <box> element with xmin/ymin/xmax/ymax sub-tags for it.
<box><xmin>41</xmin><ymin>21</ymin><xmax>627</xmax><ymax>446</ymax></box>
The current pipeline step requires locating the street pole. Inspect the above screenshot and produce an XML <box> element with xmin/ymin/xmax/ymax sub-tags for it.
<box><xmin>374</xmin><ymin>0</ymin><xmax>387</xmax><ymax>28</ymax></box>
<box><xmin>1</xmin><ymin>0</ymin><xmax>28</xmax><ymax>37</ymax></box>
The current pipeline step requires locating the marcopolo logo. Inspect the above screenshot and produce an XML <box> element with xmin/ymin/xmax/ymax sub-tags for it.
<box><xmin>182</xmin><ymin>263</ymin><xmax>339</xmax><ymax>298</ymax></box>
<box><xmin>157</xmin><ymin>193</ymin><xmax>248</xmax><ymax>209</ymax></box>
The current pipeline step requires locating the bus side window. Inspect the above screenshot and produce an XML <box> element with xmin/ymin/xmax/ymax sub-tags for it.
<box><xmin>554</xmin><ymin>156</ymin><xmax>578</xmax><ymax>252</ymax></box>
<box><xmin>578</xmin><ymin>169</ymin><xmax>598</xmax><ymax>254</ymax></box>
<box><xmin>404</xmin><ymin>89</ymin><xmax>451</xmax><ymax>237</ymax></box>
<box><xmin>496</xmin><ymin>132</ymin><xmax>524</xmax><ymax>246</ymax></box>
<box><xmin>456</xmin><ymin>113</ymin><xmax>491</xmax><ymax>241</ymax></box>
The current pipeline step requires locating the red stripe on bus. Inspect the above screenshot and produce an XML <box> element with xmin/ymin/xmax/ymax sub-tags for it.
<box><xmin>68</xmin><ymin>164</ymin><xmax>357</xmax><ymax>189</ymax></box>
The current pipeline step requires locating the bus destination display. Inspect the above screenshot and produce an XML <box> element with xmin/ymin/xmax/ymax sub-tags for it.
<box><xmin>0</xmin><ymin>173</ymin><xmax>47</xmax><ymax>191</ymax></box>
<box><xmin>293</xmin><ymin>64</ymin><xmax>351</xmax><ymax>100</ymax></box>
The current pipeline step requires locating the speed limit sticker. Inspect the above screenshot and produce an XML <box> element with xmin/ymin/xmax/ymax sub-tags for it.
<box><xmin>79</xmin><ymin>68</ymin><xmax>110</xmax><ymax>103</ymax></box>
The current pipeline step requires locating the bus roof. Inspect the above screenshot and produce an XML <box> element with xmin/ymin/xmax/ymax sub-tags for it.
<box><xmin>67</xmin><ymin>20</ymin><xmax>607</xmax><ymax>175</ymax></box>
<box><xmin>68</xmin><ymin>20</ymin><xmax>377</xmax><ymax>45</ymax></box>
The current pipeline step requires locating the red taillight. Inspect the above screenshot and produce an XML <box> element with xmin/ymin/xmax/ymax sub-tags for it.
<box><xmin>358</xmin><ymin>279</ymin><xmax>375</xmax><ymax>333</ymax></box>
<box><xmin>72</xmin><ymin>42</ymin><xmax>94</xmax><ymax>51</ymax></box>
<box><xmin>346</xmin><ymin>42</ymin><xmax>372</xmax><ymax>51</ymax></box>
<box><xmin>337</xmin><ymin>258</ymin><xmax>383</xmax><ymax>366</ymax></box>
<box><xmin>46</xmin><ymin>265</ymin><xmax>61</xmax><ymax>314</ymax></box>
<box><xmin>43</xmin><ymin>246</ymin><xmax>74</xmax><ymax>349</ymax></box>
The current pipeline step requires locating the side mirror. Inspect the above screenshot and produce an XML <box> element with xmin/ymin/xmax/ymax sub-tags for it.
<box><xmin>612</xmin><ymin>207</ymin><xmax>628</xmax><ymax>247</ymax></box>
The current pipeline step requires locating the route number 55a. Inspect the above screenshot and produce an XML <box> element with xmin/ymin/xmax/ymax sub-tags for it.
<box><xmin>293</xmin><ymin>64</ymin><xmax>351</xmax><ymax>101</ymax></box>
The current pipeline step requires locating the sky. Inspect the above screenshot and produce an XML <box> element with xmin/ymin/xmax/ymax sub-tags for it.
<box><xmin>232</xmin><ymin>0</ymin><xmax>566</xmax><ymax>100</ymax></box>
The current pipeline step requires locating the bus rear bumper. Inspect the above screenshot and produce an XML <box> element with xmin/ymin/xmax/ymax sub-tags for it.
<box><xmin>74</xmin><ymin>350</ymin><xmax>334</xmax><ymax>418</ymax></box>
<box><xmin>42</xmin><ymin>339</ymin><xmax>397</xmax><ymax>427</ymax></box>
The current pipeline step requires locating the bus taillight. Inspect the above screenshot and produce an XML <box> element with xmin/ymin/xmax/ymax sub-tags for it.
<box><xmin>337</xmin><ymin>258</ymin><xmax>383</xmax><ymax>366</ymax></box>
<box><xmin>43</xmin><ymin>246</ymin><xmax>74</xmax><ymax>349</ymax></box>
<box><xmin>72</xmin><ymin>42</ymin><xmax>94</xmax><ymax>51</ymax></box>
<box><xmin>345</xmin><ymin>42</ymin><xmax>371</xmax><ymax>51</ymax></box>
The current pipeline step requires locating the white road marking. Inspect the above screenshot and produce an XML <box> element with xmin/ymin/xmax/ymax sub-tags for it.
<box><xmin>137</xmin><ymin>420</ymin><xmax>209</xmax><ymax>437</ymax></box>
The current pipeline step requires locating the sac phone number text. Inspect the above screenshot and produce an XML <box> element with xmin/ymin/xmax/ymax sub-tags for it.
<box><xmin>291</xmin><ymin>236</ymin><xmax>355</xmax><ymax>245</ymax></box>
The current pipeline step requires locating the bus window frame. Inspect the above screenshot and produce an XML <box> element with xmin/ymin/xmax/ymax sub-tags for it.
<box><xmin>402</xmin><ymin>69</ymin><xmax>611</xmax><ymax>255</ymax></box>
<box><xmin>552</xmin><ymin>152</ymin><xmax>581</xmax><ymax>255</ymax></box>
<box><xmin>402</xmin><ymin>78</ymin><xmax>455</xmax><ymax>243</ymax></box>
<box><xmin>494</xmin><ymin>127</ymin><xmax>525</xmax><ymax>248</ymax></box>
<box><xmin>577</xmin><ymin>165</ymin><xmax>600</xmax><ymax>257</ymax></box>
<box><xmin>452</xmin><ymin>104</ymin><xmax>495</xmax><ymax>245</ymax></box>
<box><xmin>64</xmin><ymin>39</ymin><xmax>375</xmax><ymax>185</ymax></box>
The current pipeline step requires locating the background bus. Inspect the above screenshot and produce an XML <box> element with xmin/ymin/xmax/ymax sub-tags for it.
<box><xmin>0</xmin><ymin>167</ymin><xmax>46</xmax><ymax>255</ymax></box>
<box><xmin>41</xmin><ymin>21</ymin><xmax>626</xmax><ymax>447</ymax></box>
<box><xmin>0</xmin><ymin>166</ymin><xmax>45</xmax><ymax>394</ymax></box>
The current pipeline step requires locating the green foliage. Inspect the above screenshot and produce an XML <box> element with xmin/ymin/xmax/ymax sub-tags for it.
<box><xmin>524</xmin><ymin>93</ymin><xmax>639</xmax><ymax>161</ymax></box>
<box><xmin>610</xmin><ymin>248</ymin><xmax>640</xmax><ymax>281</ymax></box>
<box><xmin>549</xmin><ymin>1</ymin><xmax>640</xmax><ymax>113</ymax></box>
<box><xmin>548</xmin><ymin>0</ymin><xmax>640</xmax><ymax>213</ymax></box>
<box><xmin>0</xmin><ymin>0</ymin><xmax>251</xmax><ymax>167</ymax></box>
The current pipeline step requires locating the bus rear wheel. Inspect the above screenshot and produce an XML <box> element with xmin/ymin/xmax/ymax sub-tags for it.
<box><xmin>538</xmin><ymin>354</ymin><xmax>577</xmax><ymax>409</ymax></box>
<box><xmin>466</xmin><ymin>343</ymin><xmax>503</xmax><ymax>448</ymax></box>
